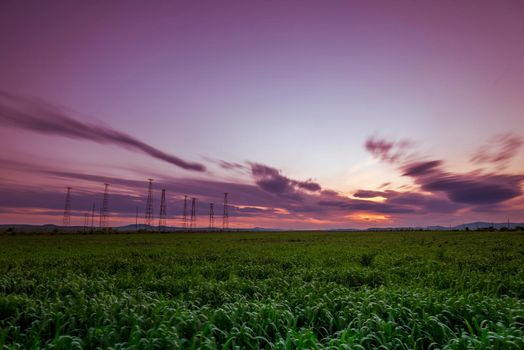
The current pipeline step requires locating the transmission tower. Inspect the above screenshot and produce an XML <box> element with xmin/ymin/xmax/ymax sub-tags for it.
<box><xmin>84</xmin><ymin>213</ymin><xmax>89</xmax><ymax>232</ymax></box>
<box><xmin>100</xmin><ymin>183</ymin><xmax>110</xmax><ymax>229</ymax></box>
<box><xmin>158</xmin><ymin>189</ymin><xmax>167</xmax><ymax>230</ymax></box>
<box><xmin>63</xmin><ymin>187</ymin><xmax>72</xmax><ymax>226</ymax></box>
<box><xmin>182</xmin><ymin>195</ymin><xmax>188</xmax><ymax>230</ymax></box>
<box><xmin>144</xmin><ymin>179</ymin><xmax>154</xmax><ymax>228</ymax></box>
<box><xmin>90</xmin><ymin>202</ymin><xmax>96</xmax><ymax>229</ymax></box>
<box><xmin>190</xmin><ymin>197</ymin><xmax>197</xmax><ymax>231</ymax></box>
<box><xmin>209</xmin><ymin>203</ymin><xmax>214</xmax><ymax>231</ymax></box>
<box><xmin>222</xmin><ymin>192</ymin><xmax>229</xmax><ymax>230</ymax></box>
<box><xmin>135</xmin><ymin>206</ymin><xmax>139</xmax><ymax>231</ymax></box>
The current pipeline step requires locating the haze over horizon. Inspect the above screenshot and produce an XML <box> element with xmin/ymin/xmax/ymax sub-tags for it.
<box><xmin>1</xmin><ymin>0</ymin><xmax>523</xmax><ymax>229</ymax></box>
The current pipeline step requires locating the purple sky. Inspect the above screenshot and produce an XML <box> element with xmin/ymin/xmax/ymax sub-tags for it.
<box><xmin>1</xmin><ymin>0</ymin><xmax>523</xmax><ymax>229</ymax></box>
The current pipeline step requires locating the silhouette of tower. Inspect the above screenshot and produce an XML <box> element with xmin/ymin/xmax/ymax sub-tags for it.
<box><xmin>90</xmin><ymin>202</ymin><xmax>96</xmax><ymax>229</ymax></box>
<box><xmin>158</xmin><ymin>189</ymin><xmax>167</xmax><ymax>230</ymax></box>
<box><xmin>84</xmin><ymin>213</ymin><xmax>89</xmax><ymax>232</ymax></box>
<box><xmin>222</xmin><ymin>192</ymin><xmax>229</xmax><ymax>230</ymax></box>
<box><xmin>135</xmin><ymin>206</ymin><xmax>139</xmax><ymax>231</ymax></box>
<box><xmin>63</xmin><ymin>187</ymin><xmax>72</xmax><ymax>226</ymax></box>
<box><xmin>190</xmin><ymin>197</ymin><xmax>197</xmax><ymax>230</ymax></box>
<box><xmin>100</xmin><ymin>183</ymin><xmax>110</xmax><ymax>228</ymax></box>
<box><xmin>144</xmin><ymin>179</ymin><xmax>154</xmax><ymax>228</ymax></box>
<box><xmin>182</xmin><ymin>195</ymin><xmax>188</xmax><ymax>230</ymax></box>
<box><xmin>209</xmin><ymin>203</ymin><xmax>214</xmax><ymax>231</ymax></box>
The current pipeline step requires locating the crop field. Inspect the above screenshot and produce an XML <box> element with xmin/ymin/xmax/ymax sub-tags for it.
<box><xmin>0</xmin><ymin>231</ymin><xmax>523</xmax><ymax>349</ymax></box>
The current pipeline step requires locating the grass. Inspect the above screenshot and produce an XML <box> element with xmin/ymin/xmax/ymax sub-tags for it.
<box><xmin>0</xmin><ymin>230</ymin><xmax>523</xmax><ymax>349</ymax></box>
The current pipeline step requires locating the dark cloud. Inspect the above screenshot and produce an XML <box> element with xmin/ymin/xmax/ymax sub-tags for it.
<box><xmin>0</xmin><ymin>91</ymin><xmax>206</xmax><ymax>172</ymax></box>
<box><xmin>400</xmin><ymin>159</ymin><xmax>524</xmax><ymax>205</ymax></box>
<box><xmin>296</xmin><ymin>180</ymin><xmax>322</xmax><ymax>192</ymax></box>
<box><xmin>250</xmin><ymin>163</ymin><xmax>322</xmax><ymax>196</ymax></box>
<box><xmin>471</xmin><ymin>133</ymin><xmax>523</xmax><ymax>166</ymax></box>
<box><xmin>321</xmin><ymin>189</ymin><xmax>340</xmax><ymax>197</ymax></box>
<box><xmin>353</xmin><ymin>190</ymin><xmax>388</xmax><ymax>198</ymax></box>
<box><xmin>250</xmin><ymin>163</ymin><xmax>293</xmax><ymax>194</ymax></box>
<box><xmin>402</xmin><ymin>160</ymin><xmax>442</xmax><ymax>176</ymax></box>
<box><xmin>363</xmin><ymin>134</ymin><xmax>524</xmax><ymax>207</ymax></box>
<box><xmin>420</xmin><ymin>173</ymin><xmax>523</xmax><ymax>205</ymax></box>
<box><xmin>365</xmin><ymin>136</ymin><xmax>413</xmax><ymax>163</ymax></box>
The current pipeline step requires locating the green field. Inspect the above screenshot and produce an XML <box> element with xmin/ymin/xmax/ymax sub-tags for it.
<box><xmin>1</xmin><ymin>231</ymin><xmax>523</xmax><ymax>349</ymax></box>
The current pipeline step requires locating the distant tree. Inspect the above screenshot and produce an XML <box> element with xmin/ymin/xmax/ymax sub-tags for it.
<box><xmin>465</xmin><ymin>227</ymin><xmax>469</xmax><ymax>231</ymax></box>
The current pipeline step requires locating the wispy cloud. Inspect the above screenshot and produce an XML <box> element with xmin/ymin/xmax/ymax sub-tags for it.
<box><xmin>364</xmin><ymin>136</ymin><xmax>414</xmax><ymax>163</ymax></box>
<box><xmin>471</xmin><ymin>133</ymin><xmax>523</xmax><ymax>167</ymax></box>
<box><xmin>0</xmin><ymin>91</ymin><xmax>206</xmax><ymax>172</ymax></box>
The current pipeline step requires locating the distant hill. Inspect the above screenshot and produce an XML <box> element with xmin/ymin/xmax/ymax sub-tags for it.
<box><xmin>1</xmin><ymin>221</ymin><xmax>522</xmax><ymax>233</ymax></box>
<box><xmin>0</xmin><ymin>223</ymin><xmax>283</xmax><ymax>233</ymax></box>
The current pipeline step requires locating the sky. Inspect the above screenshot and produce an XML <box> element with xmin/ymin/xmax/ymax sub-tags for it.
<box><xmin>1</xmin><ymin>0</ymin><xmax>523</xmax><ymax>229</ymax></box>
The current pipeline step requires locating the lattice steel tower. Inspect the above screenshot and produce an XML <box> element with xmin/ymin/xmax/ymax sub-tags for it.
<box><xmin>144</xmin><ymin>179</ymin><xmax>154</xmax><ymax>227</ymax></box>
<box><xmin>209</xmin><ymin>203</ymin><xmax>214</xmax><ymax>231</ymax></box>
<box><xmin>100</xmin><ymin>183</ymin><xmax>110</xmax><ymax>228</ymax></box>
<box><xmin>190</xmin><ymin>197</ymin><xmax>197</xmax><ymax>230</ymax></box>
<box><xmin>182</xmin><ymin>195</ymin><xmax>188</xmax><ymax>230</ymax></box>
<box><xmin>90</xmin><ymin>202</ymin><xmax>96</xmax><ymax>229</ymax></box>
<box><xmin>135</xmin><ymin>206</ymin><xmax>139</xmax><ymax>231</ymax></box>
<box><xmin>222</xmin><ymin>192</ymin><xmax>229</xmax><ymax>230</ymax></box>
<box><xmin>63</xmin><ymin>187</ymin><xmax>72</xmax><ymax>226</ymax></box>
<box><xmin>84</xmin><ymin>213</ymin><xmax>89</xmax><ymax>232</ymax></box>
<box><xmin>158</xmin><ymin>189</ymin><xmax>167</xmax><ymax>230</ymax></box>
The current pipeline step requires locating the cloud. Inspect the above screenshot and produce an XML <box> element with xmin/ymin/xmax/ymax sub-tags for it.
<box><xmin>250</xmin><ymin>163</ymin><xmax>294</xmax><ymax>194</ymax></box>
<box><xmin>217</xmin><ymin>160</ymin><xmax>248</xmax><ymax>171</ymax></box>
<box><xmin>364</xmin><ymin>136</ymin><xmax>413</xmax><ymax>163</ymax></box>
<box><xmin>347</xmin><ymin>189</ymin><xmax>461</xmax><ymax>214</ymax></box>
<box><xmin>353</xmin><ymin>190</ymin><xmax>388</xmax><ymax>198</ymax></box>
<box><xmin>362</xmin><ymin>134</ymin><xmax>524</xmax><ymax>207</ymax></box>
<box><xmin>471</xmin><ymin>133</ymin><xmax>523</xmax><ymax>166</ymax></box>
<box><xmin>202</xmin><ymin>157</ymin><xmax>249</xmax><ymax>173</ymax></box>
<box><xmin>250</xmin><ymin>163</ymin><xmax>322</xmax><ymax>196</ymax></box>
<box><xmin>296</xmin><ymin>180</ymin><xmax>322</xmax><ymax>192</ymax></box>
<box><xmin>401</xmin><ymin>160</ymin><xmax>442</xmax><ymax>176</ymax></box>
<box><xmin>420</xmin><ymin>173</ymin><xmax>523</xmax><ymax>205</ymax></box>
<box><xmin>401</xmin><ymin>159</ymin><xmax>524</xmax><ymax>205</ymax></box>
<box><xmin>318</xmin><ymin>199</ymin><xmax>415</xmax><ymax>214</ymax></box>
<box><xmin>385</xmin><ymin>191</ymin><xmax>462</xmax><ymax>213</ymax></box>
<box><xmin>0</xmin><ymin>91</ymin><xmax>206</xmax><ymax>172</ymax></box>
